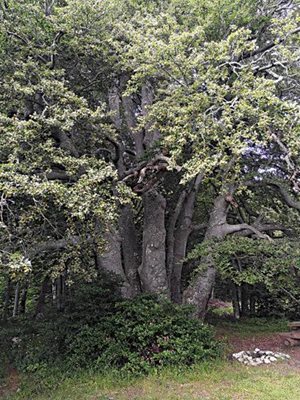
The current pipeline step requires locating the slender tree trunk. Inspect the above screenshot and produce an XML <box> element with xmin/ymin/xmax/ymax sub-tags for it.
<box><xmin>2</xmin><ymin>278</ymin><xmax>11</xmax><ymax>321</ymax></box>
<box><xmin>19</xmin><ymin>283</ymin><xmax>28</xmax><ymax>314</ymax></box>
<box><xmin>34</xmin><ymin>277</ymin><xmax>49</xmax><ymax>319</ymax></box>
<box><xmin>241</xmin><ymin>284</ymin><xmax>250</xmax><ymax>316</ymax></box>
<box><xmin>12</xmin><ymin>282</ymin><xmax>20</xmax><ymax>318</ymax></box>
<box><xmin>232</xmin><ymin>284</ymin><xmax>241</xmax><ymax>319</ymax></box>
<box><xmin>139</xmin><ymin>189</ymin><xmax>169</xmax><ymax>296</ymax></box>
<box><xmin>250</xmin><ymin>294</ymin><xmax>256</xmax><ymax>316</ymax></box>
<box><xmin>56</xmin><ymin>275</ymin><xmax>65</xmax><ymax>312</ymax></box>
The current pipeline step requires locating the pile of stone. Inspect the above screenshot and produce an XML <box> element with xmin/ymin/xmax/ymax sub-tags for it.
<box><xmin>232</xmin><ymin>348</ymin><xmax>290</xmax><ymax>366</ymax></box>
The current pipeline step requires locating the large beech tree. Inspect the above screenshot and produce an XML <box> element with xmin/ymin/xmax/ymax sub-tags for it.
<box><xmin>0</xmin><ymin>0</ymin><xmax>299</xmax><ymax>318</ymax></box>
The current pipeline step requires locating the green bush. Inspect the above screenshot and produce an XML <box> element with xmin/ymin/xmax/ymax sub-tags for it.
<box><xmin>1</xmin><ymin>295</ymin><xmax>220</xmax><ymax>375</ymax></box>
<box><xmin>67</xmin><ymin>295</ymin><xmax>221</xmax><ymax>374</ymax></box>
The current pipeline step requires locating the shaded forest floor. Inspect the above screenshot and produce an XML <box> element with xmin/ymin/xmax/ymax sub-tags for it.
<box><xmin>2</xmin><ymin>318</ymin><xmax>300</xmax><ymax>400</ymax></box>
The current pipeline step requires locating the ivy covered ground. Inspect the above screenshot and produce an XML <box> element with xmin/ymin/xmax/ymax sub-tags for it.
<box><xmin>2</xmin><ymin>318</ymin><xmax>300</xmax><ymax>400</ymax></box>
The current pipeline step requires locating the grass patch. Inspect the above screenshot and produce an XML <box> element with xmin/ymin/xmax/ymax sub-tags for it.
<box><xmin>211</xmin><ymin>317</ymin><xmax>289</xmax><ymax>338</ymax></box>
<box><xmin>3</xmin><ymin>361</ymin><xmax>300</xmax><ymax>400</ymax></box>
<box><xmin>2</xmin><ymin>317</ymin><xmax>295</xmax><ymax>400</ymax></box>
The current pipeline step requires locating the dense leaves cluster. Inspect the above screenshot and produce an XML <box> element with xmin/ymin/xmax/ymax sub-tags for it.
<box><xmin>1</xmin><ymin>294</ymin><xmax>220</xmax><ymax>374</ymax></box>
<box><xmin>0</xmin><ymin>0</ymin><xmax>300</xmax><ymax>370</ymax></box>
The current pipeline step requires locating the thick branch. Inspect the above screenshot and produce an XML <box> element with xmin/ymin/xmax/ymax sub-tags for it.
<box><xmin>238</xmin><ymin>26</ymin><xmax>300</xmax><ymax>62</ymax></box>
<box><xmin>223</xmin><ymin>223</ymin><xmax>274</xmax><ymax>241</ymax></box>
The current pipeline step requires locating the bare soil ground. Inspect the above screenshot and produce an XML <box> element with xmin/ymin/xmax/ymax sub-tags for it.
<box><xmin>218</xmin><ymin>330</ymin><xmax>300</xmax><ymax>367</ymax></box>
<box><xmin>0</xmin><ymin>367</ymin><xmax>20</xmax><ymax>399</ymax></box>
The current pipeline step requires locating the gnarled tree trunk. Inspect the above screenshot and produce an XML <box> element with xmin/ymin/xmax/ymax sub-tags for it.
<box><xmin>183</xmin><ymin>194</ymin><xmax>229</xmax><ymax>317</ymax></box>
<box><xmin>139</xmin><ymin>189</ymin><xmax>169</xmax><ymax>296</ymax></box>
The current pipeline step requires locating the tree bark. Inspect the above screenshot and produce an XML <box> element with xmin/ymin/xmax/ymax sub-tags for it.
<box><xmin>19</xmin><ymin>283</ymin><xmax>28</xmax><ymax>314</ymax></box>
<box><xmin>232</xmin><ymin>284</ymin><xmax>241</xmax><ymax>320</ymax></box>
<box><xmin>119</xmin><ymin>205</ymin><xmax>141</xmax><ymax>296</ymax></box>
<box><xmin>170</xmin><ymin>174</ymin><xmax>203</xmax><ymax>303</ymax></box>
<box><xmin>183</xmin><ymin>194</ymin><xmax>229</xmax><ymax>317</ymax></box>
<box><xmin>139</xmin><ymin>189</ymin><xmax>169</xmax><ymax>296</ymax></box>
<box><xmin>98</xmin><ymin>227</ymin><xmax>133</xmax><ymax>298</ymax></box>
<box><xmin>12</xmin><ymin>282</ymin><xmax>20</xmax><ymax>318</ymax></box>
<box><xmin>34</xmin><ymin>277</ymin><xmax>49</xmax><ymax>319</ymax></box>
<box><xmin>2</xmin><ymin>278</ymin><xmax>11</xmax><ymax>321</ymax></box>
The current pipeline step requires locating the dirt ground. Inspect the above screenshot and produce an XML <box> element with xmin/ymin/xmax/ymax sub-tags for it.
<box><xmin>0</xmin><ymin>367</ymin><xmax>20</xmax><ymax>399</ymax></box>
<box><xmin>220</xmin><ymin>331</ymin><xmax>300</xmax><ymax>368</ymax></box>
<box><xmin>2</xmin><ymin>327</ymin><xmax>300</xmax><ymax>399</ymax></box>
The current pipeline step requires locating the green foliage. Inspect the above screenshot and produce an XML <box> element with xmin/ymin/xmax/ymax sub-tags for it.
<box><xmin>67</xmin><ymin>295</ymin><xmax>221</xmax><ymax>374</ymax></box>
<box><xmin>1</xmin><ymin>296</ymin><xmax>220</xmax><ymax>375</ymax></box>
<box><xmin>189</xmin><ymin>237</ymin><xmax>300</xmax><ymax>316</ymax></box>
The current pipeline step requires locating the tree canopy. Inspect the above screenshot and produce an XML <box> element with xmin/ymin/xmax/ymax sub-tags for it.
<box><xmin>0</xmin><ymin>0</ymin><xmax>299</xmax><ymax>321</ymax></box>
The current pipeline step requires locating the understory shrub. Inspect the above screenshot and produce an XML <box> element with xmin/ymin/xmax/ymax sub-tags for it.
<box><xmin>2</xmin><ymin>295</ymin><xmax>220</xmax><ymax>375</ymax></box>
<box><xmin>67</xmin><ymin>295</ymin><xmax>221</xmax><ymax>374</ymax></box>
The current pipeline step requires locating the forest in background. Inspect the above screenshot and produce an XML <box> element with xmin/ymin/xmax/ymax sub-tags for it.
<box><xmin>0</xmin><ymin>0</ymin><xmax>300</xmax><ymax>378</ymax></box>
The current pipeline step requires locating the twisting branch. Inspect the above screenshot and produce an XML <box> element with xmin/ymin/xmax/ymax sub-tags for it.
<box><xmin>50</xmin><ymin>31</ymin><xmax>65</xmax><ymax>69</ymax></box>
<box><xmin>223</xmin><ymin>223</ymin><xmax>274</xmax><ymax>241</ymax></box>
<box><xmin>238</xmin><ymin>26</ymin><xmax>300</xmax><ymax>62</ymax></box>
<box><xmin>270</xmin><ymin>132</ymin><xmax>300</xmax><ymax>193</ymax></box>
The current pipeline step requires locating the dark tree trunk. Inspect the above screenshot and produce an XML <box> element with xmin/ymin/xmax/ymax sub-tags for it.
<box><xmin>250</xmin><ymin>294</ymin><xmax>256</xmax><ymax>316</ymax></box>
<box><xmin>34</xmin><ymin>277</ymin><xmax>49</xmax><ymax>319</ymax></box>
<box><xmin>2</xmin><ymin>278</ymin><xmax>11</xmax><ymax>321</ymax></box>
<box><xmin>56</xmin><ymin>275</ymin><xmax>65</xmax><ymax>312</ymax></box>
<box><xmin>241</xmin><ymin>284</ymin><xmax>250</xmax><ymax>316</ymax></box>
<box><xmin>12</xmin><ymin>282</ymin><xmax>20</xmax><ymax>318</ymax></box>
<box><xmin>232</xmin><ymin>284</ymin><xmax>241</xmax><ymax>320</ymax></box>
<box><xmin>119</xmin><ymin>205</ymin><xmax>141</xmax><ymax>296</ymax></box>
<box><xmin>19</xmin><ymin>283</ymin><xmax>28</xmax><ymax>314</ymax></box>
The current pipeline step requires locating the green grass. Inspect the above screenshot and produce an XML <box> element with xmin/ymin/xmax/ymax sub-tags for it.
<box><xmin>2</xmin><ymin>317</ymin><xmax>296</xmax><ymax>400</ymax></box>
<box><xmin>211</xmin><ymin>317</ymin><xmax>289</xmax><ymax>338</ymax></box>
<box><xmin>3</xmin><ymin>361</ymin><xmax>300</xmax><ymax>400</ymax></box>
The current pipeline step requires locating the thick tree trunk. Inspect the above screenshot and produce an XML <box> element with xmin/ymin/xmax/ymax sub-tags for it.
<box><xmin>142</xmin><ymin>83</ymin><xmax>160</xmax><ymax>149</ymax></box>
<box><xmin>183</xmin><ymin>194</ymin><xmax>229</xmax><ymax>317</ymax></box>
<box><xmin>139</xmin><ymin>190</ymin><xmax>169</xmax><ymax>296</ymax></box>
<box><xmin>98</xmin><ymin>227</ymin><xmax>133</xmax><ymax>298</ymax></box>
<box><xmin>119</xmin><ymin>205</ymin><xmax>141</xmax><ymax>296</ymax></box>
<box><xmin>170</xmin><ymin>174</ymin><xmax>203</xmax><ymax>303</ymax></box>
<box><xmin>120</xmin><ymin>77</ymin><xmax>144</xmax><ymax>158</ymax></box>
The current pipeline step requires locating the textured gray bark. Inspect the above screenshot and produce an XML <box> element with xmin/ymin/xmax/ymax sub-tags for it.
<box><xmin>170</xmin><ymin>174</ymin><xmax>203</xmax><ymax>303</ymax></box>
<box><xmin>119</xmin><ymin>205</ymin><xmax>141</xmax><ymax>296</ymax></box>
<box><xmin>166</xmin><ymin>190</ymin><xmax>187</xmax><ymax>284</ymax></box>
<box><xmin>121</xmin><ymin>77</ymin><xmax>144</xmax><ymax>158</ymax></box>
<box><xmin>98</xmin><ymin>228</ymin><xmax>133</xmax><ymax>298</ymax></box>
<box><xmin>108</xmin><ymin>84</ymin><xmax>122</xmax><ymax>130</ymax></box>
<box><xmin>139</xmin><ymin>190</ymin><xmax>169</xmax><ymax>296</ymax></box>
<box><xmin>142</xmin><ymin>83</ymin><xmax>160</xmax><ymax>149</ymax></box>
<box><xmin>183</xmin><ymin>194</ymin><xmax>229</xmax><ymax>317</ymax></box>
<box><xmin>12</xmin><ymin>282</ymin><xmax>20</xmax><ymax>318</ymax></box>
